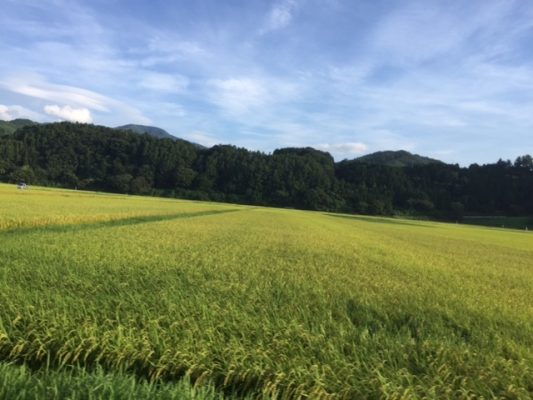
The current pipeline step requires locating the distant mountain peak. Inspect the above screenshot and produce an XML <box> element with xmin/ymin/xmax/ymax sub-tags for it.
<box><xmin>115</xmin><ymin>124</ymin><xmax>206</xmax><ymax>148</ymax></box>
<box><xmin>355</xmin><ymin>150</ymin><xmax>444</xmax><ymax>167</ymax></box>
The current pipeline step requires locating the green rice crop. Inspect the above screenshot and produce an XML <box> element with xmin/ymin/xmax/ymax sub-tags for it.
<box><xmin>0</xmin><ymin>362</ymin><xmax>232</xmax><ymax>400</ymax></box>
<box><xmin>0</xmin><ymin>183</ymin><xmax>532</xmax><ymax>398</ymax></box>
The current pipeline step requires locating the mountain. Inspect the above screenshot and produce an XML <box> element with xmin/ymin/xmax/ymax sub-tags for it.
<box><xmin>354</xmin><ymin>150</ymin><xmax>444</xmax><ymax>167</ymax></box>
<box><xmin>115</xmin><ymin>124</ymin><xmax>176</xmax><ymax>140</ymax></box>
<box><xmin>115</xmin><ymin>124</ymin><xmax>206</xmax><ymax>149</ymax></box>
<box><xmin>0</xmin><ymin>119</ymin><xmax>38</xmax><ymax>136</ymax></box>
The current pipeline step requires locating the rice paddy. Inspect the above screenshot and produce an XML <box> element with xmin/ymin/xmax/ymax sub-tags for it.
<box><xmin>0</xmin><ymin>183</ymin><xmax>532</xmax><ymax>399</ymax></box>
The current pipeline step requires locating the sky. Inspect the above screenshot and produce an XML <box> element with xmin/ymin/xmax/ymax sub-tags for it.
<box><xmin>1</xmin><ymin>0</ymin><xmax>532</xmax><ymax>165</ymax></box>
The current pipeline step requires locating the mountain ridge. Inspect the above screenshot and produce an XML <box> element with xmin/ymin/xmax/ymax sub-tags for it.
<box><xmin>2</xmin><ymin>119</ymin><xmax>443</xmax><ymax>165</ymax></box>
<box><xmin>115</xmin><ymin>124</ymin><xmax>206</xmax><ymax>149</ymax></box>
<box><xmin>0</xmin><ymin>119</ymin><xmax>205</xmax><ymax>148</ymax></box>
<box><xmin>115</xmin><ymin>124</ymin><xmax>176</xmax><ymax>140</ymax></box>
<box><xmin>354</xmin><ymin>150</ymin><xmax>444</xmax><ymax>167</ymax></box>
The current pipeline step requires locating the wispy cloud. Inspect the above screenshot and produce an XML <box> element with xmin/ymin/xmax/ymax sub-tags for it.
<box><xmin>371</xmin><ymin>0</ymin><xmax>517</xmax><ymax>64</ymax></box>
<box><xmin>139</xmin><ymin>73</ymin><xmax>189</xmax><ymax>93</ymax></box>
<box><xmin>153</xmin><ymin>102</ymin><xmax>186</xmax><ymax>118</ymax></box>
<box><xmin>184</xmin><ymin>131</ymin><xmax>220</xmax><ymax>147</ymax></box>
<box><xmin>366</xmin><ymin>130</ymin><xmax>417</xmax><ymax>153</ymax></box>
<box><xmin>0</xmin><ymin>74</ymin><xmax>150</xmax><ymax>124</ymax></box>
<box><xmin>136</xmin><ymin>36</ymin><xmax>209</xmax><ymax>67</ymax></box>
<box><xmin>208</xmin><ymin>78</ymin><xmax>268</xmax><ymax>115</ymax></box>
<box><xmin>207</xmin><ymin>77</ymin><xmax>298</xmax><ymax>116</ymax></box>
<box><xmin>261</xmin><ymin>0</ymin><xmax>300</xmax><ymax>33</ymax></box>
<box><xmin>3</xmin><ymin>77</ymin><xmax>110</xmax><ymax>112</ymax></box>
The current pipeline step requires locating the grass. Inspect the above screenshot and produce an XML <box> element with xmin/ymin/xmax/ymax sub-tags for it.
<box><xmin>0</xmin><ymin>183</ymin><xmax>532</xmax><ymax>398</ymax></box>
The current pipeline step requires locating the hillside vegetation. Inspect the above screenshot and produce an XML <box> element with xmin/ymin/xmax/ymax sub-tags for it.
<box><xmin>0</xmin><ymin>184</ymin><xmax>531</xmax><ymax>398</ymax></box>
<box><xmin>0</xmin><ymin>122</ymin><xmax>532</xmax><ymax>220</ymax></box>
<box><xmin>354</xmin><ymin>150</ymin><xmax>443</xmax><ymax>167</ymax></box>
<box><xmin>0</xmin><ymin>119</ymin><xmax>37</xmax><ymax>136</ymax></box>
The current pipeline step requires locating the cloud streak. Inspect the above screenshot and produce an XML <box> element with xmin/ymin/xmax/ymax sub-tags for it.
<box><xmin>0</xmin><ymin>75</ymin><xmax>150</xmax><ymax>124</ymax></box>
<box><xmin>5</xmin><ymin>79</ymin><xmax>110</xmax><ymax>112</ymax></box>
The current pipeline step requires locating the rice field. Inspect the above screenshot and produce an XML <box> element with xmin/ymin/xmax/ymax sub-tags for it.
<box><xmin>0</xmin><ymin>183</ymin><xmax>532</xmax><ymax>399</ymax></box>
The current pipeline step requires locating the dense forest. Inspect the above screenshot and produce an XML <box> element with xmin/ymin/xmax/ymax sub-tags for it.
<box><xmin>1</xmin><ymin>122</ymin><xmax>532</xmax><ymax>220</ymax></box>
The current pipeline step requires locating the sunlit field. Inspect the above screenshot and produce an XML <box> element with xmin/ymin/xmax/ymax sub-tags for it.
<box><xmin>0</xmin><ymin>183</ymin><xmax>531</xmax><ymax>399</ymax></box>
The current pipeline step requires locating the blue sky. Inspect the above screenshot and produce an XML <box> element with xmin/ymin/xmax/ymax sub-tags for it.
<box><xmin>1</xmin><ymin>0</ymin><xmax>532</xmax><ymax>164</ymax></box>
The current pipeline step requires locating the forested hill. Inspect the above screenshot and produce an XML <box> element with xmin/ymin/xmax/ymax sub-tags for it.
<box><xmin>1</xmin><ymin>119</ymin><xmax>197</xmax><ymax>143</ymax></box>
<box><xmin>354</xmin><ymin>150</ymin><xmax>443</xmax><ymax>167</ymax></box>
<box><xmin>115</xmin><ymin>124</ymin><xmax>177</xmax><ymax>140</ymax></box>
<box><xmin>0</xmin><ymin>122</ymin><xmax>532</xmax><ymax>219</ymax></box>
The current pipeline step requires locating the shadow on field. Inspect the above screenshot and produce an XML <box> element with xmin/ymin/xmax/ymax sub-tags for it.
<box><xmin>325</xmin><ymin>213</ymin><xmax>433</xmax><ymax>228</ymax></box>
<box><xmin>1</xmin><ymin>209</ymin><xmax>241</xmax><ymax>237</ymax></box>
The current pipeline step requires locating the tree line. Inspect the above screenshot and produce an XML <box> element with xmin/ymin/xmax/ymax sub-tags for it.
<box><xmin>1</xmin><ymin>122</ymin><xmax>532</xmax><ymax>219</ymax></box>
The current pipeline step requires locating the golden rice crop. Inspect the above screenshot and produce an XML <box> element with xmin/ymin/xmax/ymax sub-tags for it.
<box><xmin>0</xmin><ymin>183</ymin><xmax>532</xmax><ymax>399</ymax></box>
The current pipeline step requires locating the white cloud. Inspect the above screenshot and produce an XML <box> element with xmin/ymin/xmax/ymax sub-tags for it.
<box><xmin>261</xmin><ymin>0</ymin><xmax>300</xmax><ymax>33</ymax></box>
<box><xmin>44</xmin><ymin>105</ymin><xmax>93</xmax><ymax>123</ymax></box>
<box><xmin>0</xmin><ymin>104</ymin><xmax>43</xmax><ymax>121</ymax></box>
<box><xmin>0</xmin><ymin>105</ymin><xmax>15</xmax><ymax>120</ymax></box>
<box><xmin>0</xmin><ymin>75</ymin><xmax>151</xmax><ymax>124</ymax></box>
<box><xmin>139</xmin><ymin>73</ymin><xmax>189</xmax><ymax>93</ymax></box>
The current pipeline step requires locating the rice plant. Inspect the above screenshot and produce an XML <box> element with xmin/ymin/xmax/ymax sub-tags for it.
<box><xmin>0</xmin><ymin>183</ymin><xmax>531</xmax><ymax>399</ymax></box>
